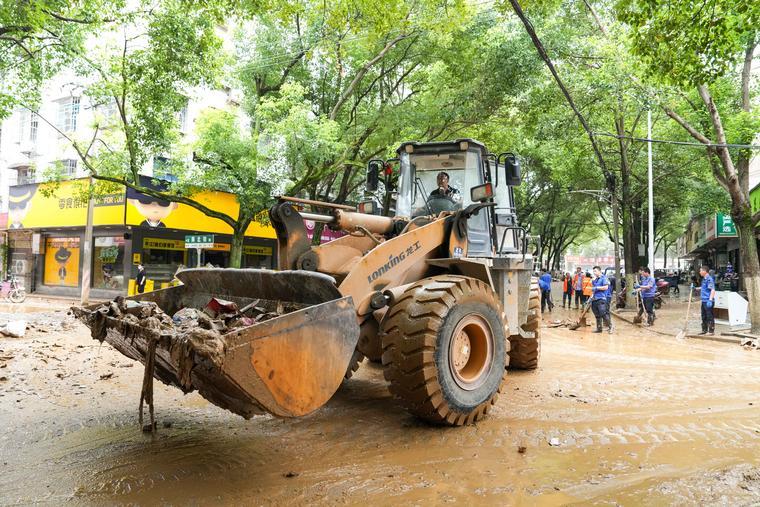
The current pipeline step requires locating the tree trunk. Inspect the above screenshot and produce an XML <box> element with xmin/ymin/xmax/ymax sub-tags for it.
<box><xmin>617</xmin><ymin>114</ymin><xmax>637</xmax><ymax>306</ymax></box>
<box><xmin>230</xmin><ymin>227</ymin><xmax>245</xmax><ymax>269</ymax></box>
<box><xmin>735</xmin><ymin>214</ymin><xmax>760</xmax><ymax>334</ymax></box>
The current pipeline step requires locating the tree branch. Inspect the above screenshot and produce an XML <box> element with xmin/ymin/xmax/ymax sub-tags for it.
<box><xmin>509</xmin><ymin>0</ymin><xmax>610</xmax><ymax>178</ymax></box>
<box><xmin>740</xmin><ymin>41</ymin><xmax>755</xmax><ymax>111</ymax></box>
<box><xmin>329</xmin><ymin>32</ymin><xmax>409</xmax><ymax>120</ymax></box>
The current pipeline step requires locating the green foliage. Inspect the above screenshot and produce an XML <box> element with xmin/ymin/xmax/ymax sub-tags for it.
<box><xmin>191</xmin><ymin>108</ymin><xmax>273</xmax><ymax>217</ymax></box>
<box><xmin>0</xmin><ymin>0</ymin><xmax>126</xmax><ymax>118</ymax></box>
<box><xmin>82</xmin><ymin>1</ymin><xmax>224</xmax><ymax>180</ymax></box>
<box><xmin>616</xmin><ymin>0</ymin><xmax>759</xmax><ymax>86</ymax></box>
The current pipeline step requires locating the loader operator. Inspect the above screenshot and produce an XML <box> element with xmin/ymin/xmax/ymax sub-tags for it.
<box><xmin>591</xmin><ymin>266</ymin><xmax>612</xmax><ymax>334</ymax></box>
<box><xmin>429</xmin><ymin>172</ymin><xmax>461</xmax><ymax>203</ymax></box>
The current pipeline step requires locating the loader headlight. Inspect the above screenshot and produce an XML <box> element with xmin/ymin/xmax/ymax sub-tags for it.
<box><xmin>358</xmin><ymin>200</ymin><xmax>375</xmax><ymax>214</ymax></box>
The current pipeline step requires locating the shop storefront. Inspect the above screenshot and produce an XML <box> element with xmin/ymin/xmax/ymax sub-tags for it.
<box><xmin>678</xmin><ymin>212</ymin><xmax>739</xmax><ymax>290</ymax></box>
<box><xmin>4</xmin><ymin>178</ymin><xmax>277</xmax><ymax>298</ymax></box>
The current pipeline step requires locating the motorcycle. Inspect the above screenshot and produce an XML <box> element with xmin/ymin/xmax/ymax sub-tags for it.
<box><xmin>654</xmin><ymin>279</ymin><xmax>670</xmax><ymax>309</ymax></box>
<box><xmin>1</xmin><ymin>275</ymin><xmax>26</xmax><ymax>304</ymax></box>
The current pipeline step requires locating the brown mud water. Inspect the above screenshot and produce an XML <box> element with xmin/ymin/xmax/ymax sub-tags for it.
<box><xmin>1</xmin><ymin>304</ymin><xmax>759</xmax><ymax>504</ymax></box>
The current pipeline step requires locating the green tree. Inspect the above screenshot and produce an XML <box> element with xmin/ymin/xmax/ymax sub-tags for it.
<box><xmin>23</xmin><ymin>2</ymin><xmax>275</xmax><ymax>268</ymax></box>
<box><xmin>0</xmin><ymin>0</ymin><xmax>125</xmax><ymax>117</ymax></box>
<box><xmin>235</xmin><ymin>2</ymin><xmax>538</xmax><ymax>217</ymax></box>
<box><xmin>191</xmin><ymin>109</ymin><xmax>278</xmax><ymax>267</ymax></box>
<box><xmin>504</xmin><ymin>0</ymin><xmax>730</xmax><ymax>296</ymax></box>
<box><xmin>617</xmin><ymin>0</ymin><xmax>760</xmax><ymax>331</ymax></box>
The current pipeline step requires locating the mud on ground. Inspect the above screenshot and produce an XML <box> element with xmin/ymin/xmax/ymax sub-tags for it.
<box><xmin>1</xmin><ymin>304</ymin><xmax>759</xmax><ymax>505</ymax></box>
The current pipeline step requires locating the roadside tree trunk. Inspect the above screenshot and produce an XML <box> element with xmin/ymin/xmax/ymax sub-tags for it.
<box><xmin>733</xmin><ymin>205</ymin><xmax>760</xmax><ymax>333</ymax></box>
<box><xmin>229</xmin><ymin>210</ymin><xmax>253</xmax><ymax>269</ymax></box>
<box><xmin>230</xmin><ymin>228</ymin><xmax>245</xmax><ymax>269</ymax></box>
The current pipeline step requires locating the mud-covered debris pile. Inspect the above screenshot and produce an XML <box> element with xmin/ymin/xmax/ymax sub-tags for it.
<box><xmin>73</xmin><ymin>295</ymin><xmax>301</xmax><ymax>430</ymax></box>
<box><xmin>77</xmin><ymin>296</ymin><xmax>300</xmax><ymax>392</ymax></box>
<box><xmin>82</xmin><ymin>296</ymin><xmax>295</xmax><ymax>344</ymax></box>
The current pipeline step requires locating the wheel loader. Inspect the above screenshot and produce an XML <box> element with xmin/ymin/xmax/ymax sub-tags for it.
<box><xmin>75</xmin><ymin>138</ymin><xmax>541</xmax><ymax>426</ymax></box>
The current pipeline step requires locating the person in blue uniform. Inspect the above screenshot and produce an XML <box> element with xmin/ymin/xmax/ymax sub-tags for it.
<box><xmin>590</xmin><ymin>266</ymin><xmax>612</xmax><ymax>333</ymax></box>
<box><xmin>697</xmin><ymin>265</ymin><xmax>716</xmax><ymax>335</ymax></box>
<box><xmin>539</xmin><ymin>269</ymin><xmax>554</xmax><ymax>313</ymax></box>
<box><xmin>634</xmin><ymin>267</ymin><xmax>657</xmax><ymax>326</ymax></box>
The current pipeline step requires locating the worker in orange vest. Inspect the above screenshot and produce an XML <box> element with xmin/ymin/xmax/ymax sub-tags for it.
<box><xmin>581</xmin><ymin>272</ymin><xmax>593</xmax><ymax>305</ymax></box>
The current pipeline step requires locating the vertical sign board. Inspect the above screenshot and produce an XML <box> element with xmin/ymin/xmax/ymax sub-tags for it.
<box><xmin>185</xmin><ymin>234</ymin><xmax>214</xmax><ymax>267</ymax></box>
<box><xmin>716</xmin><ymin>213</ymin><xmax>737</xmax><ymax>237</ymax></box>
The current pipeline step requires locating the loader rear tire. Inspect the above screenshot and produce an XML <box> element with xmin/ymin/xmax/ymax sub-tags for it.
<box><xmin>381</xmin><ymin>275</ymin><xmax>508</xmax><ymax>426</ymax></box>
<box><xmin>508</xmin><ymin>278</ymin><xmax>541</xmax><ymax>370</ymax></box>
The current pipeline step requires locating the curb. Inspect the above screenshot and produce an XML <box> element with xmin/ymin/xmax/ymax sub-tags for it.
<box><xmin>610</xmin><ymin>311</ymin><xmax>742</xmax><ymax>345</ymax></box>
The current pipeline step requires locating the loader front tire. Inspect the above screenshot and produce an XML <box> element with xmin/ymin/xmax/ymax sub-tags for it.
<box><xmin>508</xmin><ymin>278</ymin><xmax>541</xmax><ymax>370</ymax></box>
<box><xmin>381</xmin><ymin>275</ymin><xmax>507</xmax><ymax>426</ymax></box>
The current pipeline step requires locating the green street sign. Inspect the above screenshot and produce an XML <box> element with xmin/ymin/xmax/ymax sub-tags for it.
<box><xmin>185</xmin><ymin>234</ymin><xmax>214</xmax><ymax>248</ymax></box>
<box><xmin>716</xmin><ymin>213</ymin><xmax>736</xmax><ymax>237</ymax></box>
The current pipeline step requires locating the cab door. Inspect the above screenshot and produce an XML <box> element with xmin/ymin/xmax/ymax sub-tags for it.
<box><xmin>462</xmin><ymin>150</ymin><xmax>492</xmax><ymax>257</ymax></box>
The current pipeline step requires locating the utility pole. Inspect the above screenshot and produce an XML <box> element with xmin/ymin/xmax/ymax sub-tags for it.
<box><xmin>80</xmin><ymin>177</ymin><xmax>95</xmax><ymax>304</ymax></box>
<box><xmin>647</xmin><ymin>110</ymin><xmax>655</xmax><ymax>269</ymax></box>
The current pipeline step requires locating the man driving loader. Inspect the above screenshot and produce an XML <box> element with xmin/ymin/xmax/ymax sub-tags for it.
<box><xmin>429</xmin><ymin>171</ymin><xmax>462</xmax><ymax>202</ymax></box>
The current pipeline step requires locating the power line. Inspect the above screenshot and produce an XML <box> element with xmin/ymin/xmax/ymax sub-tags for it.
<box><xmin>592</xmin><ymin>131</ymin><xmax>760</xmax><ymax>150</ymax></box>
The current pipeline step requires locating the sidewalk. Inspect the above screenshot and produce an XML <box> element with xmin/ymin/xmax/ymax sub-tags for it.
<box><xmin>0</xmin><ymin>293</ymin><xmax>106</xmax><ymax>314</ymax></box>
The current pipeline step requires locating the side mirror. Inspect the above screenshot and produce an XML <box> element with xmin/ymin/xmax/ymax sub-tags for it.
<box><xmin>504</xmin><ymin>153</ymin><xmax>521</xmax><ymax>186</ymax></box>
<box><xmin>366</xmin><ymin>160</ymin><xmax>383</xmax><ymax>192</ymax></box>
<box><xmin>470</xmin><ymin>182</ymin><xmax>493</xmax><ymax>203</ymax></box>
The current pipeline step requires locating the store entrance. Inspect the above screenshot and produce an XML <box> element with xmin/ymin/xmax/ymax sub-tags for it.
<box><xmin>203</xmin><ymin>250</ymin><xmax>229</xmax><ymax>268</ymax></box>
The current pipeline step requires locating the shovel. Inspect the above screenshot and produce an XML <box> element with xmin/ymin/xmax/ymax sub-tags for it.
<box><xmin>633</xmin><ymin>291</ymin><xmax>642</xmax><ymax>324</ymax></box>
<box><xmin>675</xmin><ymin>285</ymin><xmax>694</xmax><ymax>340</ymax></box>
<box><xmin>568</xmin><ymin>300</ymin><xmax>592</xmax><ymax>331</ymax></box>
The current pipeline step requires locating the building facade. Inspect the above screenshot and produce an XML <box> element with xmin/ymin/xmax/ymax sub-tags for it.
<box><xmin>677</xmin><ymin>213</ymin><xmax>739</xmax><ymax>289</ymax></box>
<box><xmin>5</xmin><ymin>178</ymin><xmax>276</xmax><ymax>299</ymax></box>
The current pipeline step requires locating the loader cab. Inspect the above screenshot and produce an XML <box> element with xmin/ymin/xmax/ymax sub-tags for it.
<box><xmin>363</xmin><ymin>139</ymin><xmax>523</xmax><ymax>257</ymax></box>
<box><xmin>395</xmin><ymin>139</ymin><xmax>493</xmax><ymax>256</ymax></box>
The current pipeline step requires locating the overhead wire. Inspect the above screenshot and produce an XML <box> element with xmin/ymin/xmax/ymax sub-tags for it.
<box><xmin>591</xmin><ymin>131</ymin><xmax>760</xmax><ymax>150</ymax></box>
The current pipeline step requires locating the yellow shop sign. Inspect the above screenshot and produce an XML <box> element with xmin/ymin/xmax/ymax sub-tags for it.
<box><xmin>143</xmin><ymin>238</ymin><xmax>186</xmax><ymax>250</ymax></box>
<box><xmin>8</xmin><ymin>180</ymin><xmax>124</xmax><ymax>229</ymax></box>
<box><xmin>243</xmin><ymin>245</ymin><xmax>273</xmax><ymax>256</ymax></box>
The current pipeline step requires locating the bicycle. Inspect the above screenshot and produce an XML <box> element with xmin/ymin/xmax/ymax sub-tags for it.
<box><xmin>1</xmin><ymin>275</ymin><xmax>27</xmax><ymax>304</ymax></box>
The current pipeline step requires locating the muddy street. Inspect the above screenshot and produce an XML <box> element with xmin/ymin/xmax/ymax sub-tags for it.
<box><xmin>1</xmin><ymin>303</ymin><xmax>759</xmax><ymax>505</ymax></box>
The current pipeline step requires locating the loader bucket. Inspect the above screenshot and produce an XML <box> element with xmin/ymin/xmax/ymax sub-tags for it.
<box><xmin>73</xmin><ymin>269</ymin><xmax>360</xmax><ymax>419</ymax></box>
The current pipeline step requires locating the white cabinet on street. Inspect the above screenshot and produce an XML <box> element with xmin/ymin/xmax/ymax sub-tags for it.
<box><xmin>713</xmin><ymin>291</ymin><xmax>748</xmax><ymax>327</ymax></box>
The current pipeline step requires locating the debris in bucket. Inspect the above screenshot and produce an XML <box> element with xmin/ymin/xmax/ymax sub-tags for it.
<box><xmin>203</xmin><ymin>297</ymin><xmax>239</xmax><ymax>318</ymax></box>
<box><xmin>74</xmin><ymin>294</ymin><xmax>304</xmax><ymax>432</ymax></box>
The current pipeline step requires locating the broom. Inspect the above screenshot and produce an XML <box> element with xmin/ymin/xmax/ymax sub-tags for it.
<box><xmin>675</xmin><ymin>285</ymin><xmax>694</xmax><ymax>340</ymax></box>
<box><xmin>568</xmin><ymin>300</ymin><xmax>592</xmax><ymax>331</ymax></box>
<box><xmin>633</xmin><ymin>290</ymin><xmax>643</xmax><ymax>324</ymax></box>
